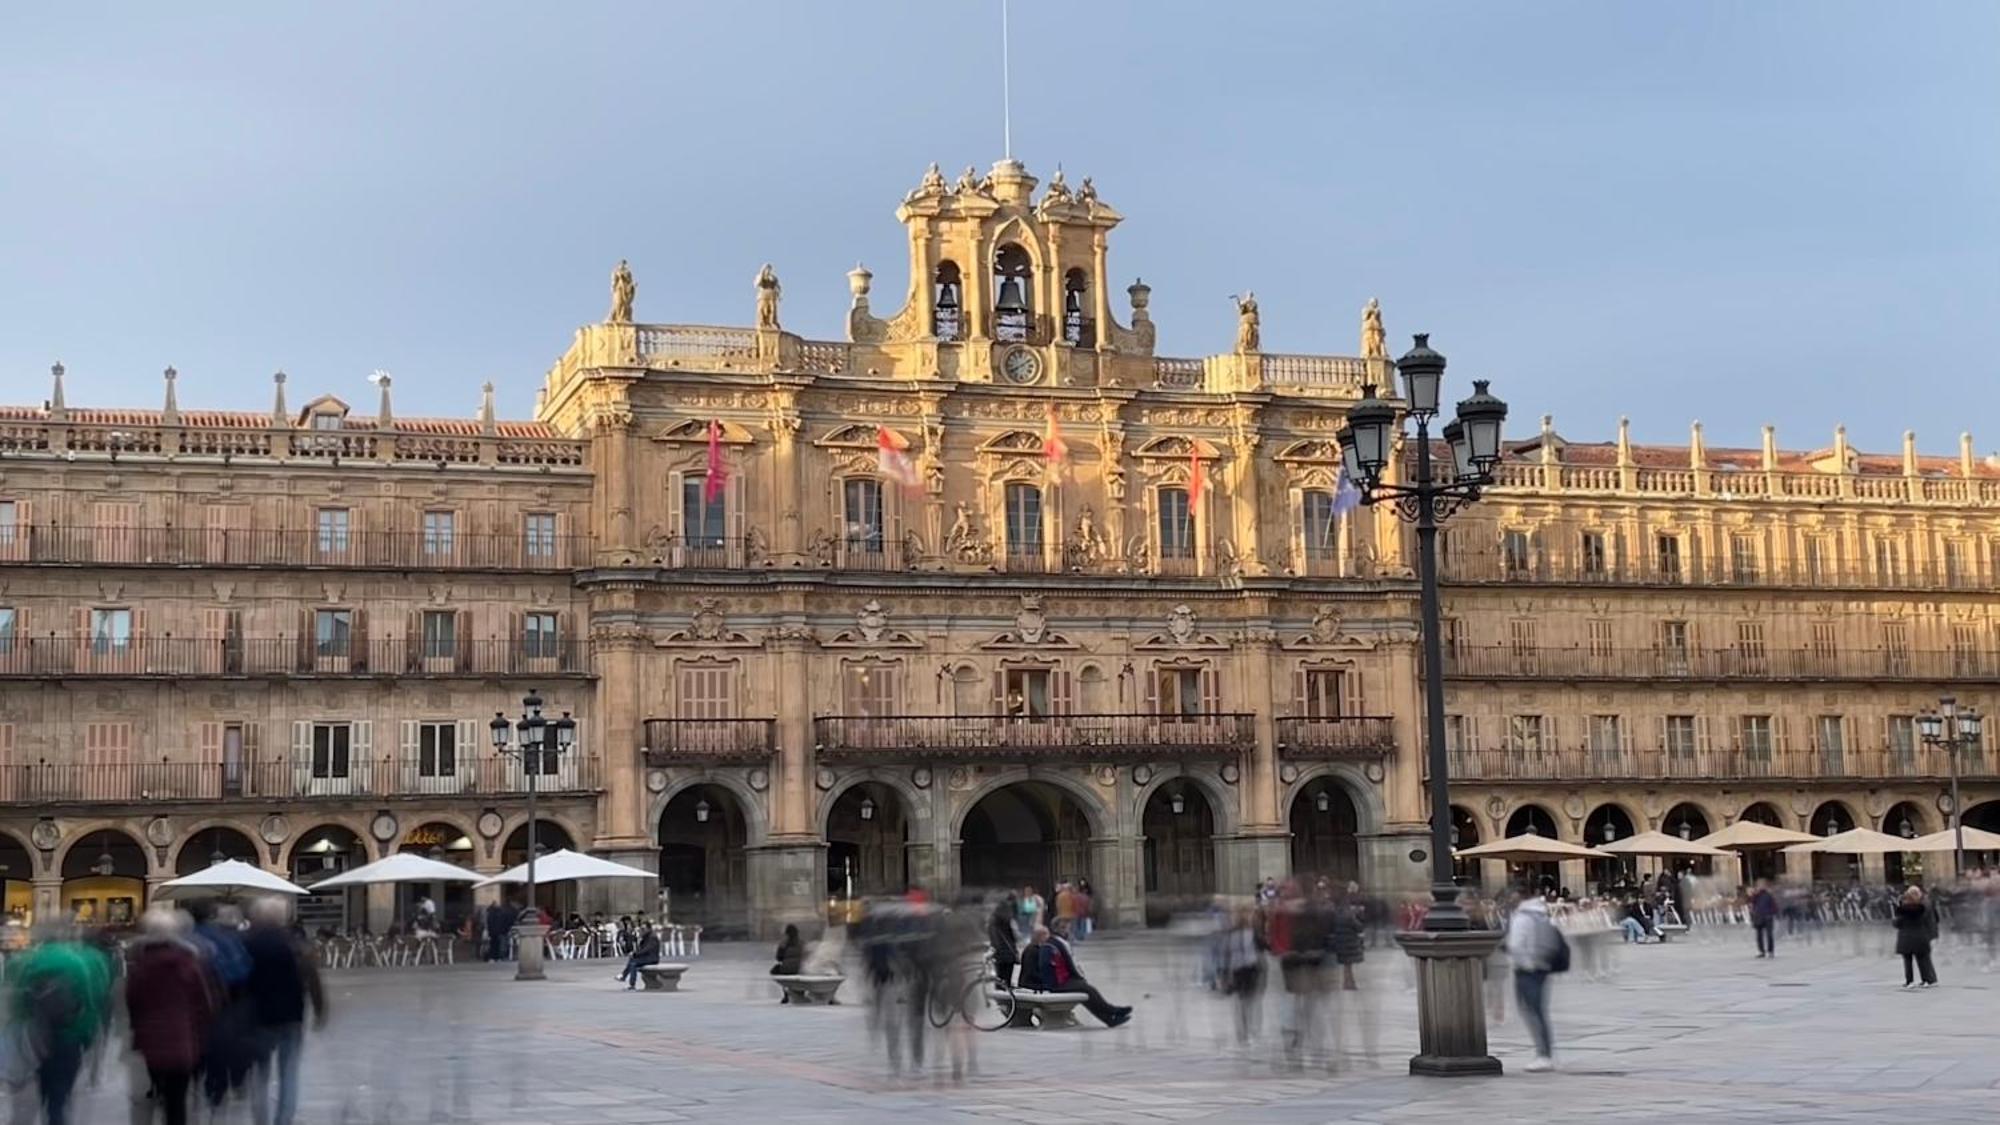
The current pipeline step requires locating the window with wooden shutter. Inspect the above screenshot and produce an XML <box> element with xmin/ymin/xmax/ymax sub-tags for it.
<box><xmin>1001</xmin><ymin>668</ymin><xmax>1051</xmax><ymax>717</ymax></box>
<box><xmin>1586</xmin><ymin>619</ymin><xmax>1613</xmax><ymax>659</ymax></box>
<box><xmin>677</xmin><ymin>663</ymin><xmax>736</xmax><ymax>720</ymax></box>
<box><xmin>1050</xmin><ymin>668</ymin><xmax>1073</xmax><ymax>715</ymax></box>
<box><xmin>844</xmin><ymin>662</ymin><xmax>895</xmax><ymax>717</ymax></box>
<box><xmin>1199</xmin><ymin>666</ymin><xmax>1221</xmax><ymax>717</ymax></box>
<box><xmin>93</xmin><ymin>501</ymin><xmax>137</xmax><ymax>563</ymax></box>
<box><xmin>0</xmin><ymin>499</ymin><xmax>23</xmax><ymax>562</ymax></box>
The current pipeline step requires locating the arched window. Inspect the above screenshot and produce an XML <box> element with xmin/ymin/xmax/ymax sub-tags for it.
<box><xmin>1062</xmin><ymin>268</ymin><xmax>1091</xmax><ymax>346</ymax></box>
<box><xmin>933</xmin><ymin>261</ymin><xmax>963</xmax><ymax>340</ymax></box>
<box><xmin>993</xmin><ymin>243</ymin><xmax>1032</xmax><ymax>342</ymax></box>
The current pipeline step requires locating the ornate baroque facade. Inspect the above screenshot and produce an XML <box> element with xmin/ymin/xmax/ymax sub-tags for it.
<box><xmin>1</xmin><ymin>159</ymin><xmax>1995</xmax><ymax>935</ymax></box>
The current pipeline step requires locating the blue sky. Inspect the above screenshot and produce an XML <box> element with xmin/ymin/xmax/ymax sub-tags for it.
<box><xmin>2</xmin><ymin>2</ymin><xmax>1993</xmax><ymax>454</ymax></box>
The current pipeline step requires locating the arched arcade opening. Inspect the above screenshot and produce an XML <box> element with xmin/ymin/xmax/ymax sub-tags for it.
<box><xmin>1506</xmin><ymin>804</ymin><xmax>1561</xmax><ymax>893</ymax></box>
<box><xmin>503</xmin><ymin>819</ymin><xmax>577</xmax><ymax>922</ymax></box>
<box><xmin>62</xmin><ymin>829</ymin><xmax>147</xmax><ymax>927</ymax></box>
<box><xmin>290</xmin><ymin>824</ymin><xmax>368</xmax><ymax>935</ymax></box>
<box><xmin>827</xmin><ymin>782</ymin><xmax>910</xmax><ymax>918</ymax></box>
<box><xmin>959</xmin><ymin>781</ymin><xmax>1094</xmax><ymax>905</ymax></box>
<box><xmin>1142</xmin><ymin>782</ymin><xmax>1216</xmax><ymax>927</ymax></box>
<box><xmin>659</xmin><ymin>786</ymin><xmax>749</xmax><ymax>937</ymax></box>
<box><xmin>1289</xmin><ymin>777</ymin><xmax>1362</xmax><ymax>887</ymax></box>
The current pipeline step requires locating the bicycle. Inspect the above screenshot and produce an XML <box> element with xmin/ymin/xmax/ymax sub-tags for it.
<box><xmin>926</xmin><ymin>949</ymin><xmax>1017</xmax><ymax>1031</ymax></box>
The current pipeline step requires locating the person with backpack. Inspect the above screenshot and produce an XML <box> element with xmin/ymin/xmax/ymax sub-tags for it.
<box><xmin>1503</xmin><ymin>894</ymin><xmax>1568</xmax><ymax>1072</ymax></box>
<box><xmin>124</xmin><ymin>907</ymin><xmax>218</xmax><ymax>1125</ymax></box>
<box><xmin>187</xmin><ymin>901</ymin><xmax>256</xmax><ymax>1114</ymax></box>
<box><xmin>7</xmin><ymin>931</ymin><xmax>113</xmax><ymax>1124</ymax></box>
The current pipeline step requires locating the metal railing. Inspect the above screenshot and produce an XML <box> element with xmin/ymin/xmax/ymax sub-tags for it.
<box><xmin>1442</xmin><ymin>746</ymin><xmax>1996</xmax><ymax>783</ymax></box>
<box><xmin>0</xmin><ymin>637</ymin><xmax>592</xmax><ymax>678</ymax></box>
<box><xmin>0</xmin><ymin>527</ymin><xmax>592</xmax><ymax>571</ymax></box>
<box><xmin>814</xmin><ymin>712</ymin><xmax>1256</xmax><ymax>760</ymax></box>
<box><xmin>1441</xmin><ymin>645</ymin><xmax>2000</xmax><ymax>682</ymax></box>
<box><xmin>638</xmin><ymin>535</ymin><xmax>766</xmax><ymax>570</ymax></box>
<box><xmin>1275</xmin><ymin>716</ymin><xmax>1396</xmax><ymax>759</ymax></box>
<box><xmin>641</xmin><ymin>718</ymin><xmax>777</xmax><ymax>765</ymax></box>
<box><xmin>1441</xmin><ymin>550</ymin><xmax>2000</xmax><ymax>593</ymax></box>
<box><xmin>0</xmin><ymin>754</ymin><xmax>602</xmax><ymax>805</ymax></box>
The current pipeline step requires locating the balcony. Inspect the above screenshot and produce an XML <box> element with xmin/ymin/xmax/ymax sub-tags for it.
<box><xmin>0</xmin><ymin>527</ymin><xmax>592</xmax><ymax>572</ymax></box>
<box><xmin>1440</xmin><ymin>550</ymin><xmax>1999</xmax><ymax>594</ymax></box>
<box><xmin>1441</xmin><ymin>645</ymin><xmax>2000</xmax><ymax>682</ymax></box>
<box><xmin>0</xmin><ymin>637</ymin><xmax>592</xmax><ymax>678</ymax></box>
<box><xmin>813</xmin><ymin>712</ymin><xmax>1256</xmax><ymax>763</ymax></box>
<box><xmin>641</xmin><ymin>718</ymin><xmax>776</xmax><ymax>765</ymax></box>
<box><xmin>0</xmin><ymin>754</ymin><xmax>602</xmax><ymax>806</ymax></box>
<box><xmin>1275</xmin><ymin>716</ymin><xmax>1397</xmax><ymax>760</ymax></box>
<box><xmin>1441</xmin><ymin>746</ymin><xmax>1998</xmax><ymax>784</ymax></box>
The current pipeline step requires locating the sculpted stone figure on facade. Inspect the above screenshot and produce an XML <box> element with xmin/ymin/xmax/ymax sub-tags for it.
<box><xmin>1015</xmin><ymin>595</ymin><xmax>1048</xmax><ymax>645</ymax></box>
<box><xmin>1234</xmin><ymin>292</ymin><xmax>1261</xmax><ymax>353</ymax></box>
<box><xmin>856</xmin><ymin>599</ymin><xmax>888</xmax><ymax>644</ymax></box>
<box><xmin>690</xmin><ymin>598</ymin><xmax>726</xmax><ymax>642</ymax></box>
<box><xmin>1065</xmin><ymin>505</ymin><xmax>1104</xmax><ymax>569</ymax></box>
<box><xmin>807</xmin><ymin>529</ymin><xmax>836</xmax><ymax>567</ymax></box>
<box><xmin>955</xmin><ymin>165</ymin><xmax>980</xmax><ymax>194</ymax></box>
<box><xmin>1166</xmin><ymin>604</ymin><xmax>1198</xmax><ymax>645</ymax></box>
<box><xmin>743</xmin><ymin>526</ymin><xmax>768</xmax><ymax>566</ymax></box>
<box><xmin>609</xmin><ymin>259</ymin><xmax>636</xmax><ymax>324</ymax></box>
<box><xmin>755</xmin><ymin>264</ymin><xmax>782</xmax><ymax>330</ymax></box>
<box><xmin>1361</xmin><ymin>297</ymin><xmax>1388</xmax><ymax>360</ymax></box>
<box><xmin>946</xmin><ymin>502</ymin><xmax>990</xmax><ymax>564</ymax></box>
<box><xmin>901</xmin><ymin>529</ymin><xmax>924</xmax><ymax>569</ymax></box>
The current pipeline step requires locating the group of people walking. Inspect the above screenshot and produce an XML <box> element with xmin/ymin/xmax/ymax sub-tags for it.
<box><xmin>7</xmin><ymin>898</ymin><xmax>325</xmax><ymax>1124</ymax></box>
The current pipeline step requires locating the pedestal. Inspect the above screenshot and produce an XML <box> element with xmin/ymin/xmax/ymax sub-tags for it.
<box><xmin>1396</xmin><ymin>929</ymin><xmax>1503</xmax><ymax>1076</ymax></box>
<box><xmin>515</xmin><ymin>921</ymin><xmax>549</xmax><ymax>981</ymax></box>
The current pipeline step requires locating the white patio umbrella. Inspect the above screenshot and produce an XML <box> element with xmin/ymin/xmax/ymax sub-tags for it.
<box><xmin>1694</xmin><ymin>821</ymin><xmax>1818</xmax><ymax>850</ymax></box>
<box><xmin>1597</xmin><ymin>830</ymin><xmax>1732</xmax><ymax>859</ymax></box>
<box><xmin>1781</xmin><ymin>827</ymin><xmax>1909</xmax><ymax>855</ymax></box>
<box><xmin>307</xmin><ymin>852</ymin><xmax>486</xmax><ymax>891</ymax></box>
<box><xmin>473</xmin><ymin>849</ymin><xmax>656</xmax><ymax>888</ymax></box>
<box><xmin>1454</xmin><ymin>834</ymin><xmax>1614</xmax><ymax>862</ymax></box>
<box><xmin>1893</xmin><ymin>825</ymin><xmax>2000</xmax><ymax>854</ymax></box>
<box><xmin>157</xmin><ymin>859</ymin><xmax>309</xmax><ymax>898</ymax></box>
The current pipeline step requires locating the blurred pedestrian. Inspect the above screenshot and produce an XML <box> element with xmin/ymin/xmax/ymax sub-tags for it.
<box><xmin>1503</xmin><ymin>895</ymin><xmax>1567</xmax><ymax>1072</ymax></box>
<box><xmin>1329</xmin><ymin>890</ymin><xmax>1365</xmax><ymax>990</ymax></box>
<box><xmin>1073</xmin><ymin>880</ymin><xmax>1095</xmax><ymax>941</ymax></box>
<box><xmin>124</xmin><ymin>907</ymin><xmax>216</xmax><ymax>1125</ymax></box>
<box><xmin>1893</xmin><ymin>885</ymin><xmax>1939</xmax><ymax>989</ymax></box>
<box><xmin>771</xmin><ymin>924</ymin><xmax>804</xmax><ymax>980</ymax></box>
<box><xmin>243</xmin><ymin>898</ymin><xmax>326</xmax><ymax>1125</ymax></box>
<box><xmin>188</xmin><ymin>901</ymin><xmax>255</xmax><ymax>1114</ymax></box>
<box><xmin>1749</xmin><ymin>879</ymin><xmax>1778</xmax><ymax>958</ymax></box>
<box><xmin>8</xmin><ymin>927</ymin><xmax>113</xmax><ymax>1125</ymax></box>
<box><xmin>987</xmin><ymin>895</ymin><xmax>1019</xmax><ymax>986</ymax></box>
<box><xmin>1219</xmin><ymin>905</ymin><xmax>1266</xmax><ymax>1045</ymax></box>
<box><xmin>1016</xmin><ymin>886</ymin><xmax>1043</xmax><ymax>942</ymax></box>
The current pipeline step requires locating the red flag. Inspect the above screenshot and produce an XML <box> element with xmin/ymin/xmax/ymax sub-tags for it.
<box><xmin>703</xmin><ymin>418</ymin><xmax>727</xmax><ymax>503</ymax></box>
<box><xmin>1188</xmin><ymin>441</ymin><xmax>1206</xmax><ymax>509</ymax></box>
<box><xmin>876</xmin><ymin>426</ymin><xmax>921</xmax><ymax>490</ymax></box>
<box><xmin>1043</xmin><ymin>407</ymin><xmax>1069</xmax><ymax>479</ymax></box>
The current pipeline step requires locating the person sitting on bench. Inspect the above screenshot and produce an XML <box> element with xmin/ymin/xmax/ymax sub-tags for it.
<box><xmin>1029</xmin><ymin>923</ymin><xmax>1131</xmax><ymax>1028</ymax></box>
<box><xmin>770</xmin><ymin>923</ymin><xmax>804</xmax><ymax>1000</ymax></box>
<box><xmin>617</xmin><ymin>924</ymin><xmax>661</xmax><ymax>990</ymax></box>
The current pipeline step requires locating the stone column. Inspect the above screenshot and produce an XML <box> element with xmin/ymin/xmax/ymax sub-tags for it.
<box><xmin>1229</xmin><ymin>420</ymin><xmax>1266</xmax><ymax>574</ymax></box>
<box><xmin>1088</xmin><ymin>836</ymin><xmax>1138</xmax><ymax>929</ymax></box>
<box><xmin>591</xmin><ymin>847</ymin><xmax>657</xmax><ymax>917</ymax></box>
<box><xmin>769</xmin><ymin>397</ymin><xmax>804</xmax><ymax>560</ymax></box>
<box><xmin>32</xmin><ymin>878</ymin><xmax>61</xmax><ymax>924</ymax></box>
<box><xmin>1090</xmin><ymin>232</ymin><xmax>1113</xmax><ymax>350</ymax></box>
<box><xmin>750</xmin><ymin>632</ymin><xmax>823</xmax><ymax>939</ymax></box>
<box><xmin>594</xmin><ymin>412</ymin><xmax>637</xmax><ymax>561</ymax></box>
<box><xmin>596</xmin><ymin>628</ymin><xmax>648</xmax><ymax>852</ymax></box>
<box><xmin>1237</xmin><ymin>631</ymin><xmax>1290</xmax><ymax>885</ymax></box>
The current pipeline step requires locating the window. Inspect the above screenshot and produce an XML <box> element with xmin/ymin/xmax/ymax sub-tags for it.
<box><xmin>932</xmin><ymin>261</ymin><xmax>963</xmax><ymax>340</ymax></box>
<box><xmin>1874</xmin><ymin>535</ymin><xmax>1904</xmax><ymax>584</ymax></box>
<box><xmin>1951</xmin><ymin>623</ymin><xmax>1981</xmax><ymax>676</ymax></box>
<box><xmin>1157</xmin><ymin>487</ymin><xmax>1193</xmax><ymax>559</ymax></box>
<box><xmin>1580</xmin><ymin>530</ymin><xmax>1607</xmax><ymax>577</ymax></box>
<box><xmin>315</xmin><ymin>508</ymin><xmax>350</xmax><ymax>553</ymax></box>
<box><xmin>842</xmin><ymin>479</ymin><xmax>884</xmax><ymax>554</ymax></box>
<box><xmin>90</xmin><ymin>608</ymin><xmax>133</xmax><ymax>654</ymax></box>
<box><xmin>1155</xmin><ymin>667</ymin><xmax>1203</xmax><ymax>716</ymax></box>
<box><xmin>310</xmin><ymin>412</ymin><xmax>343</xmax><ymax>431</ymax></box>
<box><xmin>1501</xmin><ymin>530</ymin><xmax>1532</xmax><ymax>576</ymax></box>
<box><xmin>417</xmin><ymin>722</ymin><xmax>457</xmax><ymax>777</ymax></box>
<box><xmin>422</xmin><ymin>511</ymin><xmax>455</xmax><ymax>556</ymax></box>
<box><xmin>677</xmin><ymin>663</ymin><xmax>737</xmax><ymax>720</ymax></box>
<box><xmin>1300</xmin><ymin>670</ymin><xmax>1343</xmax><ymax>718</ymax></box>
<box><xmin>1444</xmin><ymin>715</ymin><xmax>1474</xmax><ymax>754</ymax></box>
<box><xmin>682</xmin><ymin>478</ymin><xmax>725</xmax><ymax>549</ymax></box>
<box><xmin>311</xmin><ymin>723</ymin><xmax>352</xmax><ymax>779</ymax></box>
<box><xmin>1508</xmin><ymin>619</ymin><xmax>1538</xmax><ymax>670</ymax></box>
<box><xmin>523</xmin><ymin>513</ymin><xmax>558</xmax><ymax>560</ymax></box>
<box><xmin>1738</xmin><ymin>715</ymin><xmax>1774</xmax><ymax>760</ymax></box>
<box><xmin>1664</xmin><ymin>715</ymin><xmax>1697</xmax><ymax>757</ymax></box>
<box><xmin>1730</xmin><ymin>534</ymin><xmax>1759</xmax><ymax>583</ymax></box>
<box><xmin>1943</xmin><ymin>540</ymin><xmax>1966</xmax><ymax>587</ymax></box>
<box><xmin>1803</xmin><ymin>536</ymin><xmax>1829</xmax><ymax>583</ymax></box>
<box><xmin>1302</xmin><ymin>491</ymin><xmax>1338</xmax><ymax>558</ymax></box>
<box><xmin>1587</xmin><ymin>619</ymin><xmax>1613</xmax><ymax>659</ymax></box>
<box><xmin>1443</xmin><ymin>617</ymin><xmax>1466</xmax><ymax>657</ymax></box>
<box><xmin>843</xmin><ymin>663</ymin><xmax>896</xmax><ymax>717</ymax></box>
<box><xmin>1062</xmin><ymin>269</ymin><xmax>1090</xmax><ymax>346</ymax></box>
<box><xmin>1003</xmin><ymin>668</ymin><xmax>1050</xmax><ymax>717</ymax></box>
<box><xmin>1734</xmin><ymin>620</ymin><xmax>1767</xmax><ymax>672</ymax></box>
<box><xmin>1507</xmin><ymin>715</ymin><xmax>1545</xmax><ymax>754</ymax></box>
<box><xmin>1655</xmin><ymin>534</ymin><xmax>1682</xmax><ymax>582</ymax></box>
<box><xmin>1587</xmin><ymin>715</ymin><xmax>1623</xmax><ymax>754</ymax></box>
<box><xmin>0</xmin><ymin>607</ymin><xmax>13</xmax><ymax>654</ymax></box>
<box><xmin>313</xmin><ymin>609</ymin><xmax>353</xmax><ymax>658</ymax></box>
<box><xmin>1815</xmin><ymin>715</ymin><xmax>1845</xmax><ymax>766</ymax></box>
<box><xmin>1888</xmin><ymin>715</ymin><xmax>1916</xmax><ymax>761</ymax></box>
<box><xmin>420</xmin><ymin>610</ymin><xmax>457</xmax><ymax>660</ymax></box>
<box><xmin>1809</xmin><ymin>621</ymin><xmax>1838</xmax><ymax>660</ymax></box>
<box><xmin>1882</xmin><ymin>620</ymin><xmax>1910</xmax><ymax>674</ymax></box>
<box><xmin>523</xmin><ymin>612</ymin><xmax>559</xmax><ymax>659</ymax></box>
<box><xmin>1004</xmin><ymin>482</ymin><xmax>1043</xmax><ymax>559</ymax></box>
<box><xmin>0</xmin><ymin>501</ymin><xmax>15</xmax><ymax>546</ymax></box>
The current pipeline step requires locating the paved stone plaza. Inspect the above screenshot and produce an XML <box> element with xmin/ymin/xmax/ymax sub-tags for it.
<box><xmin>56</xmin><ymin>925</ymin><xmax>2000</xmax><ymax>1123</ymax></box>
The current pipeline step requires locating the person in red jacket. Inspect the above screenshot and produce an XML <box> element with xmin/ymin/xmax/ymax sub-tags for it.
<box><xmin>124</xmin><ymin>907</ymin><xmax>218</xmax><ymax>1125</ymax></box>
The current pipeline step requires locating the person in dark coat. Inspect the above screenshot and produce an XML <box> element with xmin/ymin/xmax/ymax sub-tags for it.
<box><xmin>987</xmin><ymin>895</ymin><xmax>1019</xmax><ymax>986</ymax></box>
<box><xmin>1032</xmin><ymin>924</ymin><xmax>1131</xmax><ymax>1027</ymax></box>
<box><xmin>618</xmin><ymin>924</ymin><xmax>662</xmax><ymax>990</ymax></box>
<box><xmin>1893</xmin><ymin>885</ymin><xmax>1939</xmax><ymax>988</ymax></box>
<box><xmin>1014</xmin><ymin>925</ymin><xmax>1049</xmax><ymax>992</ymax></box>
<box><xmin>124</xmin><ymin>908</ymin><xmax>218</xmax><ymax>1125</ymax></box>
<box><xmin>771</xmin><ymin>924</ymin><xmax>804</xmax><ymax>978</ymax></box>
<box><xmin>243</xmin><ymin>898</ymin><xmax>326</xmax><ymax>1125</ymax></box>
<box><xmin>484</xmin><ymin>902</ymin><xmax>516</xmax><ymax>963</ymax></box>
<box><xmin>1749</xmin><ymin>880</ymin><xmax>1779</xmax><ymax>958</ymax></box>
<box><xmin>1328</xmin><ymin>891</ymin><xmax>1366</xmax><ymax>990</ymax></box>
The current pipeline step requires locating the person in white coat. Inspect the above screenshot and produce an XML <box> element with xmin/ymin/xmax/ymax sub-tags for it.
<box><xmin>1503</xmin><ymin>896</ymin><xmax>1565</xmax><ymax>1071</ymax></box>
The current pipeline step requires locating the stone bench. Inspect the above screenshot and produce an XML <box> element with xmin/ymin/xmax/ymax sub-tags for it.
<box><xmin>636</xmin><ymin>963</ymin><xmax>690</xmax><ymax>991</ymax></box>
<box><xmin>772</xmin><ymin>974</ymin><xmax>845</xmax><ymax>1005</ymax></box>
<box><xmin>1006</xmin><ymin>990</ymin><xmax>1091</xmax><ymax>1029</ymax></box>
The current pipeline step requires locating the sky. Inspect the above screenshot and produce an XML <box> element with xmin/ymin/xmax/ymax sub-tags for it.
<box><xmin>2</xmin><ymin>1</ymin><xmax>1995</xmax><ymax>455</ymax></box>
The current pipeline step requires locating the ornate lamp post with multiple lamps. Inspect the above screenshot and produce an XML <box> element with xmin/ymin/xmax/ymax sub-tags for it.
<box><xmin>1338</xmin><ymin>334</ymin><xmax>1509</xmax><ymax>1076</ymax></box>
<box><xmin>1916</xmin><ymin>697</ymin><xmax>1982</xmax><ymax>877</ymax></box>
<box><xmin>489</xmin><ymin>689</ymin><xmax>576</xmax><ymax>982</ymax></box>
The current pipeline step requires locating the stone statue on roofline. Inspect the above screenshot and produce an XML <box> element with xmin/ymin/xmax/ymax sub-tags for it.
<box><xmin>755</xmin><ymin>264</ymin><xmax>782</xmax><ymax>329</ymax></box>
<box><xmin>1361</xmin><ymin>297</ymin><xmax>1388</xmax><ymax>360</ymax></box>
<box><xmin>608</xmin><ymin>260</ymin><xmax>636</xmax><ymax>323</ymax></box>
<box><xmin>1234</xmin><ymin>292</ymin><xmax>1261</xmax><ymax>353</ymax></box>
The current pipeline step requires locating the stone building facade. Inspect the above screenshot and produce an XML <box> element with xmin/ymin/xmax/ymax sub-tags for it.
<box><xmin>2</xmin><ymin>158</ymin><xmax>1996</xmax><ymax>936</ymax></box>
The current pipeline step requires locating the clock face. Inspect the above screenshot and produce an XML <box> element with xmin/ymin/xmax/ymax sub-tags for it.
<box><xmin>1001</xmin><ymin>346</ymin><xmax>1042</xmax><ymax>384</ymax></box>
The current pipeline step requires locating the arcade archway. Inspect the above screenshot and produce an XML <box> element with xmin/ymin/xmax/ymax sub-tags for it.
<box><xmin>503</xmin><ymin>820</ymin><xmax>577</xmax><ymax>922</ymax></box>
<box><xmin>1881</xmin><ymin>801</ymin><xmax>1929</xmax><ymax>885</ymax></box>
<box><xmin>1289</xmin><ymin>777</ymin><xmax>1362</xmax><ymax>887</ymax></box>
<box><xmin>827</xmin><ymin>782</ymin><xmax>910</xmax><ymax>910</ymax></box>
<box><xmin>1506</xmin><ymin>804</ymin><xmax>1561</xmax><ymax>893</ymax></box>
<box><xmin>1142</xmin><ymin>782</ymin><xmax>1215</xmax><ymax>926</ymax></box>
<box><xmin>1738</xmin><ymin>802</ymin><xmax>1788</xmax><ymax>882</ymax></box>
<box><xmin>959</xmin><ymin>781</ymin><xmax>1094</xmax><ymax>903</ymax></box>
<box><xmin>62</xmin><ymin>828</ymin><xmax>147</xmax><ymax>927</ymax></box>
<box><xmin>659</xmin><ymin>786</ymin><xmax>749</xmax><ymax>937</ymax></box>
<box><xmin>291</xmin><ymin>825</ymin><xmax>369</xmax><ymax>934</ymax></box>
<box><xmin>0</xmin><ymin>832</ymin><xmax>31</xmax><ymax>922</ymax></box>
<box><xmin>173</xmin><ymin>826</ymin><xmax>259</xmax><ymax>876</ymax></box>
<box><xmin>1808</xmin><ymin>800</ymin><xmax>1858</xmax><ymax>882</ymax></box>
<box><xmin>1661</xmin><ymin>803</ymin><xmax>1716</xmax><ymax>877</ymax></box>
<box><xmin>1449</xmin><ymin>805</ymin><xmax>1482</xmax><ymax>886</ymax></box>
<box><xmin>1583</xmin><ymin>804</ymin><xmax>1637</xmax><ymax>892</ymax></box>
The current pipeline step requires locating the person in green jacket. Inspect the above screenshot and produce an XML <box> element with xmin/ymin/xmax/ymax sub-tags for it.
<box><xmin>9</xmin><ymin>935</ymin><xmax>113</xmax><ymax>1125</ymax></box>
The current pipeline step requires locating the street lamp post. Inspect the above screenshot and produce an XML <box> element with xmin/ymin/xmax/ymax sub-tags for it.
<box><xmin>1916</xmin><ymin>696</ymin><xmax>1983</xmax><ymax>878</ymax></box>
<box><xmin>490</xmin><ymin>689</ymin><xmax>576</xmax><ymax>981</ymax></box>
<box><xmin>1338</xmin><ymin>334</ymin><xmax>1508</xmax><ymax>1076</ymax></box>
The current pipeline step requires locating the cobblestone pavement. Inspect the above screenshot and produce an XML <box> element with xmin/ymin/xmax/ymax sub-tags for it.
<box><xmin>54</xmin><ymin>923</ymin><xmax>2000</xmax><ymax>1123</ymax></box>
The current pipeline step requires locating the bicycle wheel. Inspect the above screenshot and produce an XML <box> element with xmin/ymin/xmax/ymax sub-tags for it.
<box><xmin>925</xmin><ymin>980</ymin><xmax>958</xmax><ymax>1028</ymax></box>
<box><xmin>961</xmin><ymin>974</ymin><xmax>1016</xmax><ymax>1032</ymax></box>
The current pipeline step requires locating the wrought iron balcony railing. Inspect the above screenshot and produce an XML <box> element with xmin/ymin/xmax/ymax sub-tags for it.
<box><xmin>1440</xmin><ymin>550</ymin><xmax>2000</xmax><ymax>594</ymax></box>
<box><xmin>641</xmin><ymin>718</ymin><xmax>777</xmax><ymax>765</ymax></box>
<box><xmin>1440</xmin><ymin>746</ymin><xmax>1996</xmax><ymax>783</ymax></box>
<box><xmin>0</xmin><ymin>637</ymin><xmax>591</xmax><ymax>678</ymax></box>
<box><xmin>813</xmin><ymin>712</ymin><xmax>1256</xmax><ymax>762</ymax></box>
<box><xmin>1441</xmin><ymin>645</ymin><xmax>2000</xmax><ymax>682</ymax></box>
<box><xmin>0</xmin><ymin>754</ymin><xmax>602</xmax><ymax>806</ymax></box>
<box><xmin>0</xmin><ymin>527</ymin><xmax>592</xmax><ymax>571</ymax></box>
<box><xmin>1274</xmin><ymin>716</ymin><xmax>1397</xmax><ymax>759</ymax></box>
